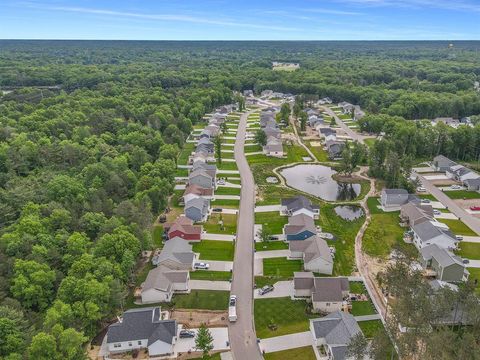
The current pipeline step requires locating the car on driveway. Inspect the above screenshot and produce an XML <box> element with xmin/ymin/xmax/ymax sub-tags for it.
<box><xmin>421</xmin><ymin>199</ymin><xmax>431</xmax><ymax>204</ymax></box>
<box><xmin>212</xmin><ymin>208</ymin><xmax>223</xmax><ymax>212</ymax></box>
<box><xmin>463</xmin><ymin>259</ymin><xmax>470</xmax><ymax>264</ymax></box>
<box><xmin>433</xmin><ymin>210</ymin><xmax>441</xmax><ymax>216</ymax></box>
<box><xmin>258</xmin><ymin>285</ymin><xmax>274</xmax><ymax>295</ymax></box>
<box><xmin>194</xmin><ymin>262</ymin><xmax>210</xmax><ymax>270</ymax></box>
<box><xmin>450</xmin><ymin>185</ymin><xmax>461</xmax><ymax>190</ymax></box>
<box><xmin>217</xmin><ymin>179</ymin><xmax>226</xmax><ymax>185</ymax></box>
<box><xmin>456</xmin><ymin>235</ymin><xmax>464</xmax><ymax>241</ymax></box>
<box><xmin>179</xmin><ymin>330</ymin><xmax>195</xmax><ymax>338</ymax></box>
<box><xmin>470</xmin><ymin>206</ymin><xmax>480</xmax><ymax>211</ymax></box>
<box><xmin>417</xmin><ymin>187</ymin><xmax>426</xmax><ymax>192</ymax></box>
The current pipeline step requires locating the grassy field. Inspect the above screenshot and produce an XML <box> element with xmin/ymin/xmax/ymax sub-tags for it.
<box><xmin>263</xmin><ymin>257</ymin><xmax>303</xmax><ymax>277</ymax></box>
<box><xmin>305</xmin><ymin>141</ymin><xmax>329</xmax><ymax>162</ymax></box>
<box><xmin>349</xmin><ymin>281</ymin><xmax>367</xmax><ymax>295</ymax></box>
<box><xmin>439</xmin><ymin>219</ymin><xmax>477</xmax><ymax>236</ymax></box>
<box><xmin>363</xmin><ymin>198</ymin><xmax>405</xmax><ymax>258</ymax></box>
<box><xmin>217</xmin><ymin>161</ymin><xmax>238</xmax><ymax>171</ymax></box>
<box><xmin>203</xmin><ymin>213</ymin><xmax>237</xmax><ymax>234</ymax></box>
<box><xmin>358</xmin><ymin>320</ymin><xmax>384</xmax><ymax>338</ymax></box>
<box><xmin>255</xmin><ymin>212</ymin><xmax>288</xmax><ymax>234</ymax></box>
<box><xmin>363</xmin><ymin>138</ymin><xmax>376</xmax><ymax>148</ymax></box>
<box><xmin>192</xmin><ymin>240</ymin><xmax>235</xmax><ymax>261</ymax></box>
<box><xmin>255</xmin><ymin>241</ymin><xmax>289</xmax><ymax>251</ymax></box>
<box><xmin>468</xmin><ymin>268</ymin><xmax>480</xmax><ymax>294</ymax></box>
<box><xmin>264</xmin><ymin>347</ymin><xmax>317</xmax><ymax>360</ymax></box>
<box><xmin>254</xmin><ymin>297</ymin><xmax>313</xmax><ymax>338</ymax></box>
<box><xmin>177</xmin><ymin>142</ymin><xmax>195</xmax><ymax>165</ymax></box>
<box><xmin>443</xmin><ymin>190</ymin><xmax>480</xmax><ymax>199</ymax></box>
<box><xmin>350</xmin><ymin>301</ymin><xmax>376</xmax><ymax>316</ymax></box>
<box><xmin>256</xmin><ymin>185</ymin><xmax>308</xmax><ymax>206</ymax></box>
<box><xmin>317</xmin><ymin>204</ymin><xmax>365</xmax><ymax>275</ymax></box>
<box><xmin>172</xmin><ymin>290</ymin><xmax>229</xmax><ymax>310</ymax></box>
<box><xmin>215</xmin><ymin>187</ymin><xmax>241</xmax><ymax>196</ymax></box>
<box><xmin>189</xmin><ymin>271</ymin><xmax>232</xmax><ymax>281</ymax></box>
<box><xmin>457</xmin><ymin>242</ymin><xmax>480</xmax><ymax>260</ymax></box>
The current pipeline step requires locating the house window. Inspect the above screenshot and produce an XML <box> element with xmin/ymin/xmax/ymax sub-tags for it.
<box><xmin>114</xmin><ymin>343</ymin><xmax>121</xmax><ymax>348</ymax></box>
<box><xmin>138</xmin><ymin>341</ymin><xmax>142</xmax><ymax>345</ymax></box>
<box><xmin>326</xmin><ymin>302</ymin><xmax>330</xmax><ymax>306</ymax></box>
<box><xmin>128</xmin><ymin>342</ymin><xmax>132</xmax><ymax>347</ymax></box>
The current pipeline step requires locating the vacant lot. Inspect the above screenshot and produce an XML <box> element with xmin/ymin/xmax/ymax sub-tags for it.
<box><xmin>192</xmin><ymin>240</ymin><xmax>235</xmax><ymax>261</ymax></box>
<box><xmin>263</xmin><ymin>257</ymin><xmax>303</xmax><ymax>277</ymax></box>
<box><xmin>189</xmin><ymin>271</ymin><xmax>231</xmax><ymax>281</ymax></box>
<box><xmin>264</xmin><ymin>346</ymin><xmax>316</xmax><ymax>360</ymax></box>
<box><xmin>444</xmin><ymin>190</ymin><xmax>480</xmax><ymax>199</ymax></box>
<box><xmin>255</xmin><ymin>212</ymin><xmax>288</xmax><ymax>234</ymax></box>
<box><xmin>204</xmin><ymin>213</ymin><xmax>237</xmax><ymax>234</ymax></box>
<box><xmin>255</xmin><ymin>241</ymin><xmax>289</xmax><ymax>251</ymax></box>
<box><xmin>172</xmin><ymin>290</ymin><xmax>229</xmax><ymax>310</ymax></box>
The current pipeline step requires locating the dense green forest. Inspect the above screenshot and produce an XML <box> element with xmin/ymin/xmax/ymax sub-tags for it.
<box><xmin>0</xmin><ymin>40</ymin><xmax>480</xmax><ymax>358</ymax></box>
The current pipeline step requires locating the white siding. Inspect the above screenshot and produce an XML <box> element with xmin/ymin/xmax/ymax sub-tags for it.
<box><xmin>141</xmin><ymin>288</ymin><xmax>172</xmax><ymax>304</ymax></box>
<box><xmin>148</xmin><ymin>340</ymin><xmax>174</xmax><ymax>356</ymax></box>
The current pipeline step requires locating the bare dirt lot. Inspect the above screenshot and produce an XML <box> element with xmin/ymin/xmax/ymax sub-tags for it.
<box><xmin>170</xmin><ymin>309</ymin><xmax>229</xmax><ymax>328</ymax></box>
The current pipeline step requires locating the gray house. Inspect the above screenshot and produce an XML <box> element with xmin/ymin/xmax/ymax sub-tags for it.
<box><xmin>432</xmin><ymin>155</ymin><xmax>456</xmax><ymax>172</ymax></box>
<box><xmin>184</xmin><ymin>197</ymin><xmax>210</xmax><ymax>222</ymax></box>
<box><xmin>106</xmin><ymin>307</ymin><xmax>177</xmax><ymax>357</ymax></box>
<box><xmin>326</xmin><ymin>141</ymin><xmax>344</xmax><ymax>160</ymax></box>
<box><xmin>310</xmin><ymin>311</ymin><xmax>363</xmax><ymax>360</ymax></box>
<box><xmin>400</xmin><ymin>202</ymin><xmax>433</xmax><ymax>227</ymax></box>
<box><xmin>141</xmin><ymin>266</ymin><xmax>189</xmax><ymax>303</ymax></box>
<box><xmin>188</xmin><ymin>169</ymin><xmax>214</xmax><ymax>189</ymax></box>
<box><xmin>412</xmin><ymin>221</ymin><xmax>457</xmax><ymax>250</ymax></box>
<box><xmin>294</xmin><ymin>273</ymin><xmax>348</xmax><ymax>312</ymax></box>
<box><xmin>419</xmin><ymin>244</ymin><xmax>468</xmax><ymax>283</ymax></box>
<box><xmin>284</xmin><ymin>213</ymin><xmax>317</xmax><ymax>241</ymax></box>
<box><xmin>289</xmin><ymin>236</ymin><xmax>333</xmax><ymax>275</ymax></box>
<box><xmin>281</xmin><ymin>195</ymin><xmax>320</xmax><ymax>218</ymax></box>
<box><xmin>380</xmin><ymin>189</ymin><xmax>419</xmax><ymax>211</ymax></box>
<box><xmin>152</xmin><ymin>236</ymin><xmax>195</xmax><ymax>270</ymax></box>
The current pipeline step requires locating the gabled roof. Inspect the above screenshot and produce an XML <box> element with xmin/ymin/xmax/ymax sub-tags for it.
<box><xmin>284</xmin><ymin>213</ymin><xmax>316</xmax><ymax>235</ymax></box>
<box><xmin>312</xmin><ymin>277</ymin><xmax>349</xmax><ymax>302</ymax></box>
<box><xmin>293</xmin><ymin>271</ymin><xmax>315</xmax><ymax>289</ymax></box>
<box><xmin>183</xmin><ymin>184</ymin><xmax>213</xmax><ymax>197</ymax></box>
<box><xmin>401</xmin><ymin>202</ymin><xmax>433</xmax><ymax>225</ymax></box>
<box><xmin>189</xmin><ymin>169</ymin><xmax>213</xmax><ymax>181</ymax></box>
<box><xmin>155</xmin><ymin>237</ymin><xmax>194</xmax><ymax>266</ymax></box>
<box><xmin>143</xmin><ymin>265</ymin><xmax>189</xmax><ymax>292</ymax></box>
<box><xmin>281</xmin><ymin>195</ymin><xmax>319</xmax><ymax>214</ymax></box>
<box><xmin>433</xmin><ymin>155</ymin><xmax>456</xmax><ymax>168</ymax></box>
<box><xmin>107</xmin><ymin>307</ymin><xmax>177</xmax><ymax>345</ymax></box>
<box><xmin>412</xmin><ymin>221</ymin><xmax>456</xmax><ymax>242</ymax></box>
<box><xmin>185</xmin><ymin>197</ymin><xmax>209</xmax><ymax>214</ymax></box>
<box><xmin>304</xmin><ymin>236</ymin><xmax>333</xmax><ymax>264</ymax></box>
<box><xmin>311</xmin><ymin>311</ymin><xmax>361</xmax><ymax>349</ymax></box>
<box><xmin>420</xmin><ymin>244</ymin><xmax>464</xmax><ymax>268</ymax></box>
<box><xmin>167</xmin><ymin>216</ymin><xmax>202</xmax><ymax>236</ymax></box>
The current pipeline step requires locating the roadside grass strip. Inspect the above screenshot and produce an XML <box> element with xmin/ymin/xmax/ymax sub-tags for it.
<box><xmin>264</xmin><ymin>347</ymin><xmax>317</xmax><ymax>360</ymax></box>
<box><xmin>189</xmin><ymin>271</ymin><xmax>232</xmax><ymax>281</ymax></box>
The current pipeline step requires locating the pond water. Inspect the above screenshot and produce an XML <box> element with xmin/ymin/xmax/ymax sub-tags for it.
<box><xmin>334</xmin><ymin>205</ymin><xmax>364</xmax><ymax>221</ymax></box>
<box><xmin>279</xmin><ymin>164</ymin><xmax>360</xmax><ymax>201</ymax></box>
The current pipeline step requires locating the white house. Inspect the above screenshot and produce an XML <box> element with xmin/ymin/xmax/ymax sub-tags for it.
<box><xmin>412</xmin><ymin>221</ymin><xmax>458</xmax><ymax>251</ymax></box>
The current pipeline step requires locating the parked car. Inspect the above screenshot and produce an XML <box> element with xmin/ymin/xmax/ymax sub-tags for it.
<box><xmin>456</xmin><ymin>235</ymin><xmax>464</xmax><ymax>241</ymax></box>
<box><xmin>258</xmin><ymin>285</ymin><xmax>274</xmax><ymax>295</ymax></box>
<box><xmin>217</xmin><ymin>179</ymin><xmax>226</xmax><ymax>185</ymax></box>
<box><xmin>268</xmin><ymin>236</ymin><xmax>279</xmax><ymax>240</ymax></box>
<box><xmin>470</xmin><ymin>206</ymin><xmax>480</xmax><ymax>211</ymax></box>
<box><xmin>179</xmin><ymin>330</ymin><xmax>195</xmax><ymax>338</ymax></box>
<box><xmin>421</xmin><ymin>199</ymin><xmax>431</xmax><ymax>204</ymax></box>
<box><xmin>450</xmin><ymin>185</ymin><xmax>461</xmax><ymax>190</ymax></box>
<box><xmin>463</xmin><ymin>259</ymin><xmax>470</xmax><ymax>264</ymax></box>
<box><xmin>194</xmin><ymin>262</ymin><xmax>210</xmax><ymax>270</ymax></box>
<box><xmin>417</xmin><ymin>187</ymin><xmax>426</xmax><ymax>192</ymax></box>
<box><xmin>212</xmin><ymin>208</ymin><xmax>223</xmax><ymax>212</ymax></box>
<box><xmin>433</xmin><ymin>210</ymin><xmax>441</xmax><ymax>215</ymax></box>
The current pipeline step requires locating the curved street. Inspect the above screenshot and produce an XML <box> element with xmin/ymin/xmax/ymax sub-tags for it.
<box><xmin>229</xmin><ymin>110</ymin><xmax>263</xmax><ymax>360</ymax></box>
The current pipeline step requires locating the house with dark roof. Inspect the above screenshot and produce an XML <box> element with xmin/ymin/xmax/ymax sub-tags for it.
<box><xmin>294</xmin><ymin>273</ymin><xmax>349</xmax><ymax>312</ymax></box>
<box><xmin>419</xmin><ymin>244</ymin><xmax>468</xmax><ymax>283</ymax></box>
<box><xmin>310</xmin><ymin>311</ymin><xmax>363</xmax><ymax>360</ymax></box>
<box><xmin>283</xmin><ymin>213</ymin><xmax>317</xmax><ymax>241</ymax></box>
<box><xmin>141</xmin><ymin>266</ymin><xmax>189</xmax><ymax>303</ymax></box>
<box><xmin>152</xmin><ymin>237</ymin><xmax>195</xmax><ymax>269</ymax></box>
<box><xmin>165</xmin><ymin>216</ymin><xmax>202</xmax><ymax>241</ymax></box>
<box><xmin>464</xmin><ymin>177</ymin><xmax>480</xmax><ymax>191</ymax></box>
<box><xmin>326</xmin><ymin>141</ymin><xmax>344</xmax><ymax>160</ymax></box>
<box><xmin>432</xmin><ymin>155</ymin><xmax>457</xmax><ymax>172</ymax></box>
<box><xmin>412</xmin><ymin>221</ymin><xmax>457</xmax><ymax>251</ymax></box>
<box><xmin>264</xmin><ymin>136</ymin><xmax>284</xmax><ymax>157</ymax></box>
<box><xmin>289</xmin><ymin>236</ymin><xmax>333</xmax><ymax>274</ymax></box>
<box><xmin>281</xmin><ymin>195</ymin><xmax>320</xmax><ymax>219</ymax></box>
<box><xmin>106</xmin><ymin>307</ymin><xmax>177</xmax><ymax>356</ymax></box>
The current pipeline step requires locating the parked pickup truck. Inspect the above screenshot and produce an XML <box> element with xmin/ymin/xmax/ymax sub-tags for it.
<box><xmin>228</xmin><ymin>295</ymin><xmax>237</xmax><ymax>322</ymax></box>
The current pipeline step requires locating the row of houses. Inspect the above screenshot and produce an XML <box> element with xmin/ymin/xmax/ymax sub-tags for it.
<box><xmin>260</xmin><ymin>108</ymin><xmax>284</xmax><ymax>157</ymax></box>
<box><xmin>319</xmin><ymin>127</ymin><xmax>345</xmax><ymax>160</ymax></box>
<box><xmin>433</xmin><ymin>155</ymin><xmax>480</xmax><ymax>191</ymax></box>
<box><xmin>431</xmin><ymin>117</ymin><xmax>472</xmax><ymax>129</ymax></box>
<box><xmin>259</xmin><ymin>89</ymin><xmax>295</xmax><ymax>100</ymax></box>
<box><xmin>381</xmin><ymin>189</ymin><xmax>468</xmax><ymax>283</ymax></box>
<box><xmin>337</xmin><ymin>101</ymin><xmax>365</xmax><ymax>121</ymax></box>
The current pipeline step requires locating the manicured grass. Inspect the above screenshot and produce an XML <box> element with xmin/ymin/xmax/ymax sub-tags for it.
<box><xmin>457</xmin><ymin>242</ymin><xmax>480</xmax><ymax>260</ymax></box>
<box><xmin>177</xmin><ymin>142</ymin><xmax>195</xmax><ymax>165</ymax></box>
<box><xmin>364</xmin><ymin>138</ymin><xmax>377</xmax><ymax>148</ymax></box>
<box><xmin>439</xmin><ymin>219</ymin><xmax>477</xmax><ymax>236</ymax></box>
<box><xmin>211</xmin><ymin>199</ymin><xmax>240</xmax><ymax>207</ymax></box>
<box><xmin>192</xmin><ymin>240</ymin><xmax>234</xmax><ymax>261</ymax></box>
<box><xmin>349</xmin><ymin>281</ymin><xmax>367</xmax><ymax>295</ymax></box>
<box><xmin>306</xmin><ymin>141</ymin><xmax>329</xmax><ymax>162</ymax></box>
<box><xmin>255</xmin><ymin>212</ymin><xmax>288</xmax><ymax>234</ymax></box>
<box><xmin>264</xmin><ymin>346</ymin><xmax>317</xmax><ymax>360</ymax></box>
<box><xmin>318</xmin><ymin>204</ymin><xmax>365</xmax><ymax>275</ymax></box>
<box><xmin>189</xmin><ymin>271</ymin><xmax>232</xmax><ymax>281</ymax></box>
<box><xmin>350</xmin><ymin>301</ymin><xmax>376</xmax><ymax>316</ymax></box>
<box><xmin>363</xmin><ymin>203</ymin><xmax>405</xmax><ymax>258</ymax></box>
<box><xmin>172</xmin><ymin>290</ymin><xmax>229</xmax><ymax>310</ymax></box>
<box><xmin>245</xmin><ymin>144</ymin><xmax>263</xmax><ymax>153</ymax></box>
<box><xmin>220</xmin><ymin>151</ymin><xmax>235</xmax><ymax>159</ymax></box>
<box><xmin>256</xmin><ymin>185</ymin><xmax>308</xmax><ymax>206</ymax></box>
<box><xmin>203</xmin><ymin>213</ymin><xmax>237</xmax><ymax>234</ymax></box>
<box><xmin>222</xmin><ymin>138</ymin><xmax>236</xmax><ymax>144</ymax></box>
<box><xmin>358</xmin><ymin>320</ymin><xmax>384</xmax><ymax>338</ymax></box>
<box><xmin>468</xmin><ymin>268</ymin><xmax>480</xmax><ymax>295</ymax></box>
<box><xmin>419</xmin><ymin>194</ymin><xmax>438</xmax><ymax>201</ymax></box>
<box><xmin>152</xmin><ymin>224</ymin><xmax>164</xmax><ymax>248</ymax></box>
<box><xmin>263</xmin><ymin>257</ymin><xmax>303</xmax><ymax>277</ymax></box>
<box><xmin>443</xmin><ymin>190</ymin><xmax>480</xmax><ymax>199</ymax></box>
<box><xmin>175</xmin><ymin>168</ymin><xmax>189</xmax><ymax>177</ymax></box>
<box><xmin>217</xmin><ymin>161</ymin><xmax>238</xmax><ymax>171</ymax></box>
<box><xmin>366</xmin><ymin>197</ymin><xmax>383</xmax><ymax>214</ymax></box>
<box><xmin>215</xmin><ymin>187</ymin><xmax>241</xmax><ymax>196</ymax></box>
<box><xmin>255</xmin><ymin>241</ymin><xmax>289</xmax><ymax>251</ymax></box>
<box><xmin>254</xmin><ymin>297</ymin><xmax>314</xmax><ymax>338</ymax></box>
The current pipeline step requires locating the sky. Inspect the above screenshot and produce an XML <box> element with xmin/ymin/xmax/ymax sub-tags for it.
<box><xmin>1</xmin><ymin>0</ymin><xmax>479</xmax><ymax>40</ymax></box>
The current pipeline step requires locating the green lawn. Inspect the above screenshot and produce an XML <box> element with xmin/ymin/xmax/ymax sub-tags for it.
<box><xmin>306</xmin><ymin>141</ymin><xmax>329</xmax><ymax>162</ymax></box>
<box><xmin>255</xmin><ymin>241</ymin><xmax>289</xmax><ymax>251</ymax></box>
<box><xmin>254</xmin><ymin>297</ymin><xmax>314</xmax><ymax>338</ymax></box>
<box><xmin>256</xmin><ymin>185</ymin><xmax>309</xmax><ymax>206</ymax></box>
<box><xmin>192</xmin><ymin>240</ymin><xmax>235</xmax><ymax>261</ymax></box>
<box><xmin>220</xmin><ymin>151</ymin><xmax>235</xmax><ymax>159</ymax></box>
<box><xmin>457</xmin><ymin>242</ymin><xmax>480</xmax><ymax>260</ymax></box>
<box><xmin>366</xmin><ymin>197</ymin><xmax>382</xmax><ymax>214</ymax></box>
<box><xmin>438</xmin><ymin>219</ymin><xmax>477</xmax><ymax>236</ymax></box>
<box><xmin>318</xmin><ymin>204</ymin><xmax>365</xmax><ymax>275</ymax></box>
<box><xmin>217</xmin><ymin>161</ymin><xmax>238</xmax><ymax>171</ymax></box>
<box><xmin>358</xmin><ymin>320</ymin><xmax>384</xmax><ymax>338</ymax></box>
<box><xmin>468</xmin><ymin>268</ymin><xmax>480</xmax><ymax>295</ymax></box>
<box><xmin>264</xmin><ymin>346</ymin><xmax>317</xmax><ymax>360</ymax></box>
<box><xmin>350</xmin><ymin>301</ymin><xmax>376</xmax><ymax>316</ymax></box>
<box><xmin>363</xmin><ymin>138</ymin><xmax>377</xmax><ymax>148</ymax></box>
<box><xmin>177</xmin><ymin>142</ymin><xmax>195</xmax><ymax>165</ymax></box>
<box><xmin>245</xmin><ymin>144</ymin><xmax>263</xmax><ymax>153</ymax></box>
<box><xmin>175</xmin><ymin>168</ymin><xmax>189</xmax><ymax>177</ymax></box>
<box><xmin>255</xmin><ymin>212</ymin><xmax>288</xmax><ymax>234</ymax></box>
<box><xmin>189</xmin><ymin>271</ymin><xmax>232</xmax><ymax>281</ymax></box>
<box><xmin>263</xmin><ymin>257</ymin><xmax>303</xmax><ymax>277</ymax></box>
<box><xmin>211</xmin><ymin>199</ymin><xmax>240</xmax><ymax>207</ymax></box>
<box><xmin>152</xmin><ymin>224</ymin><xmax>164</xmax><ymax>248</ymax></box>
<box><xmin>172</xmin><ymin>290</ymin><xmax>230</xmax><ymax>310</ymax></box>
<box><xmin>443</xmin><ymin>190</ymin><xmax>480</xmax><ymax>199</ymax></box>
<box><xmin>349</xmin><ymin>281</ymin><xmax>367</xmax><ymax>295</ymax></box>
<box><xmin>222</xmin><ymin>138</ymin><xmax>236</xmax><ymax>144</ymax></box>
<box><xmin>203</xmin><ymin>213</ymin><xmax>237</xmax><ymax>234</ymax></box>
<box><xmin>215</xmin><ymin>187</ymin><xmax>241</xmax><ymax>196</ymax></box>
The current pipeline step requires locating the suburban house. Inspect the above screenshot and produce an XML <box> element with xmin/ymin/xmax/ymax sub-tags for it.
<box><xmin>380</xmin><ymin>189</ymin><xmax>419</xmax><ymax>211</ymax></box>
<box><xmin>243</xmin><ymin>89</ymin><xmax>254</xmax><ymax>97</ymax></box>
<box><xmin>196</xmin><ymin>138</ymin><xmax>215</xmax><ymax>154</ymax></box>
<box><xmin>283</xmin><ymin>213</ymin><xmax>317</xmax><ymax>240</ymax></box>
<box><xmin>184</xmin><ymin>197</ymin><xmax>210</xmax><ymax>222</ymax></box>
<box><xmin>263</xmin><ymin>126</ymin><xmax>281</xmax><ymax>138</ymax></box>
<box><xmin>141</xmin><ymin>266</ymin><xmax>189</xmax><ymax>303</ymax></box>
<box><xmin>446</xmin><ymin>164</ymin><xmax>480</xmax><ymax>183</ymax></box>
<box><xmin>419</xmin><ymin>244</ymin><xmax>469</xmax><ymax>283</ymax></box>
<box><xmin>182</xmin><ymin>184</ymin><xmax>213</xmax><ymax>205</ymax></box>
<box><xmin>261</xmin><ymin>89</ymin><xmax>273</xmax><ymax>97</ymax></box>
<box><xmin>190</xmin><ymin>150</ymin><xmax>214</xmax><ymax>164</ymax></box>
<box><xmin>165</xmin><ymin>216</ymin><xmax>202</xmax><ymax>241</ymax></box>
<box><xmin>326</xmin><ymin>141</ymin><xmax>345</xmax><ymax>160</ymax></box>
<box><xmin>152</xmin><ymin>236</ymin><xmax>195</xmax><ymax>270</ymax></box>
<box><xmin>400</xmin><ymin>202</ymin><xmax>434</xmax><ymax>227</ymax></box>
<box><xmin>264</xmin><ymin>137</ymin><xmax>284</xmax><ymax>157</ymax></box>
<box><xmin>295</xmin><ymin>273</ymin><xmax>349</xmax><ymax>313</ymax></box>
<box><xmin>281</xmin><ymin>195</ymin><xmax>320</xmax><ymax>219</ymax></box>
<box><xmin>188</xmin><ymin>169</ymin><xmax>214</xmax><ymax>189</ymax></box>
<box><xmin>319</xmin><ymin>128</ymin><xmax>336</xmax><ymax>140</ymax></box>
<box><xmin>412</xmin><ymin>221</ymin><xmax>458</xmax><ymax>251</ymax></box>
<box><xmin>192</xmin><ymin>161</ymin><xmax>217</xmax><ymax>179</ymax></box>
<box><xmin>310</xmin><ymin>311</ymin><xmax>363</xmax><ymax>360</ymax></box>
<box><xmin>432</xmin><ymin>155</ymin><xmax>456</xmax><ymax>172</ymax></box>
<box><xmin>432</xmin><ymin>117</ymin><xmax>461</xmax><ymax>128</ymax></box>
<box><xmin>106</xmin><ymin>308</ymin><xmax>177</xmax><ymax>357</ymax></box>
<box><xmin>464</xmin><ymin>177</ymin><xmax>480</xmax><ymax>191</ymax></box>
<box><xmin>308</xmin><ymin>115</ymin><xmax>324</xmax><ymax>128</ymax></box>
<box><xmin>317</xmin><ymin>97</ymin><xmax>332</xmax><ymax>105</ymax></box>
<box><xmin>289</xmin><ymin>236</ymin><xmax>333</xmax><ymax>275</ymax></box>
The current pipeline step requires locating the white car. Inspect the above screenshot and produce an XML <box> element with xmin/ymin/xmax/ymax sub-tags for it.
<box><xmin>417</xmin><ymin>187</ymin><xmax>426</xmax><ymax>192</ymax></box>
<box><xmin>217</xmin><ymin>179</ymin><xmax>226</xmax><ymax>185</ymax></box>
<box><xmin>194</xmin><ymin>262</ymin><xmax>210</xmax><ymax>270</ymax></box>
<box><xmin>450</xmin><ymin>185</ymin><xmax>461</xmax><ymax>190</ymax></box>
<box><xmin>433</xmin><ymin>210</ymin><xmax>441</xmax><ymax>216</ymax></box>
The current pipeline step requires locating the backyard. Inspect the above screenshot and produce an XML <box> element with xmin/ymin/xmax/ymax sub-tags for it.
<box><xmin>255</xmin><ymin>211</ymin><xmax>288</xmax><ymax>234</ymax></box>
<box><xmin>203</xmin><ymin>213</ymin><xmax>237</xmax><ymax>234</ymax></box>
<box><xmin>456</xmin><ymin>242</ymin><xmax>480</xmax><ymax>260</ymax></box>
<box><xmin>192</xmin><ymin>240</ymin><xmax>235</xmax><ymax>261</ymax></box>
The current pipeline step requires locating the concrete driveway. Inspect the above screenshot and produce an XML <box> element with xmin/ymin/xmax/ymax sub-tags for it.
<box><xmin>462</xmin><ymin>236</ymin><xmax>480</xmax><ymax>243</ymax></box>
<box><xmin>434</xmin><ymin>212</ymin><xmax>458</xmax><ymax>220</ymax></box>
<box><xmin>254</xmin><ymin>205</ymin><xmax>281</xmax><ymax>213</ymax></box>
<box><xmin>259</xmin><ymin>331</ymin><xmax>313</xmax><ymax>353</ymax></box>
<box><xmin>201</xmin><ymin>233</ymin><xmax>235</xmax><ymax>241</ymax></box>
<box><xmin>218</xmin><ymin>182</ymin><xmax>242</xmax><ymax>188</ymax></box>
<box><xmin>424</xmin><ymin>175</ymin><xmax>448</xmax><ymax>180</ymax></box>
<box><xmin>174</xmin><ymin>327</ymin><xmax>230</xmax><ymax>356</ymax></box>
<box><xmin>431</xmin><ymin>201</ymin><xmax>447</xmax><ymax>209</ymax></box>
<box><xmin>204</xmin><ymin>260</ymin><xmax>233</xmax><ymax>272</ymax></box>
<box><xmin>254</xmin><ymin>281</ymin><xmax>293</xmax><ymax>299</ymax></box>
<box><xmin>466</xmin><ymin>260</ymin><xmax>480</xmax><ymax>268</ymax></box>
<box><xmin>254</xmin><ymin>250</ymin><xmax>290</xmax><ymax>259</ymax></box>
<box><xmin>217</xmin><ymin>170</ymin><xmax>240</xmax><ymax>175</ymax></box>
<box><xmin>189</xmin><ymin>280</ymin><xmax>231</xmax><ymax>291</ymax></box>
<box><xmin>254</xmin><ymin>258</ymin><xmax>263</xmax><ymax>276</ymax></box>
<box><xmin>355</xmin><ymin>314</ymin><xmax>381</xmax><ymax>321</ymax></box>
<box><xmin>214</xmin><ymin>195</ymin><xmax>241</xmax><ymax>200</ymax></box>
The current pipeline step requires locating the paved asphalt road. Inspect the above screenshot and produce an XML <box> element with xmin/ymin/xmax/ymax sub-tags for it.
<box><xmin>229</xmin><ymin>110</ymin><xmax>263</xmax><ymax>360</ymax></box>
<box><xmin>417</xmin><ymin>174</ymin><xmax>480</xmax><ymax>235</ymax></box>
<box><xmin>321</xmin><ymin>106</ymin><xmax>374</xmax><ymax>144</ymax></box>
